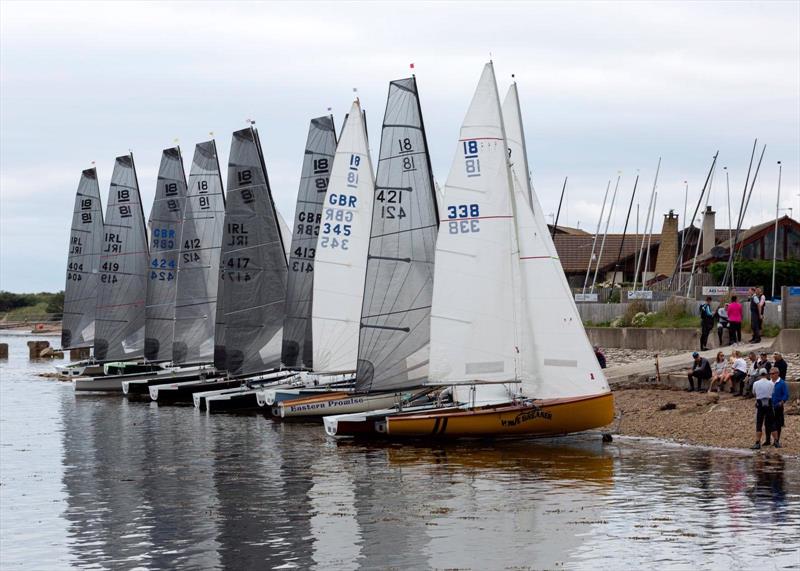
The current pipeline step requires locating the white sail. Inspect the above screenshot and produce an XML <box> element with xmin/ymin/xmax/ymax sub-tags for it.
<box><xmin>312</xmin><ymin>100</ymin><xmax>375</xmax><ymax>373</ymax></box>
<box><xmin>427</xmin><ymin>63</ymin><xmax>519</xmax><ymax>394</ymax></box>
<box><xmin>503</xmin><ymin>83</ymin><xmax>609</xmax><ymax>399</ymax></box>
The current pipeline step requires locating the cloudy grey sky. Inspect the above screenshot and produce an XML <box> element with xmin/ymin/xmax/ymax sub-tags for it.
<box><xmin>1</xmin><ymin>0</ymin><xmax>798</xmax><ymax>292</ymax></box>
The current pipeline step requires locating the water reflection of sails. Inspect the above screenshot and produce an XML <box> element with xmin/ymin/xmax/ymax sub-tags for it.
<box><xmin>211</xmin><ymin>420</ymin><xmax>316</xmax><ymax>569</ymax></box>
<box><xmin>342</xmin><ymin>437</ymin><xmax>613</xmax><ymax>569</ymax></box>
<box><xmin>61</xmin><ymin>397</ymin><xmax>221</xmax><ymax>568</ymax></box>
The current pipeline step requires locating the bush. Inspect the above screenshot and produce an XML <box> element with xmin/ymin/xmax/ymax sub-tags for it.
<box><xmin>708</xmin><ymin>259</ymin><xmax>800</xmax><ymax>297</ymax></box>
<box><xmin>45</xmin><ymin>291</ymin><xmax>64</xmax><ymax>314</ymax></box>
<box><xmin>618</xmin><ymin>300</ymin><xmax>648</xmax><ymax>327</ymax></box>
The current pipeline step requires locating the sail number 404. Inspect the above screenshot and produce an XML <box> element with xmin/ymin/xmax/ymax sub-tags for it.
<box><xmin>447</xmin><ymin>203</ymin><xmax>480</xmax><ymax>234</ymax></box>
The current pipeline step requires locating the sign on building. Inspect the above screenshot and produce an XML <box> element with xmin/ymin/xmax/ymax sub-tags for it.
<box><xmin>627</xmin><ymin>290</ymin><xmax>653</xmax><ymax>300</ymax></box>
<box><xmin>575</xmin><ymin>293</ymin><xmax>599</xmax><ymax>302</ymax></box>
<box><xmin>702</xmin><ymin>286</ymin><xmax>729</xmax><ymax>296</ymax></box>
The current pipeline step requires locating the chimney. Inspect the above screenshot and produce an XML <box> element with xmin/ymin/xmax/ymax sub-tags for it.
<box><xmin>654</xmin><ymin>210</ymin><xmax>679</xmax><ymax>276</ymax></box>
<box><xmin>702</xmin><ymin>205</ymin><xmax>715</xmax><ymax>254</ymax></box>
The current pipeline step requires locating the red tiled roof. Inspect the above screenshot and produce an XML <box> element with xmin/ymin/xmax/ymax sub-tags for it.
<box><xmin>554</xmin><ymin>234</ymin><xmax>656</xmax><ymax>273</ymax></box>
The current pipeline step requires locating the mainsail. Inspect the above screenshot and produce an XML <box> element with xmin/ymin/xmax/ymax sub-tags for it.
<box><xmin>356</xmin><ymin>77</ymin><xmax>439</xmax><ymax>392</ymax></box>
<box><xmin>172</xmin><ymin>141</ymin><xmax>226</xmax><ymax>365</ymax></box>
<box><xmin>218</xmin><ymin>127</ymin><xmax>288</xmax><ymax>376</ymax></box>
<box><xmin>312</xmin><ymin>100</ymin><xmax>376</xmax><ymax>373</ymax></box>
<box><xmin>94</xmin><ymin>154</ymin><xmax>149</xmax><ymax>361</ymax></box>
<box><xmin>144</xmin><ymin>147</ymin><xmax>187</xmax><ymax>362</ymax></box>
<box><xmin>62</xmin><ymin>168</ymin><xmax>105</xmax><ymax>349</ymax></box>
<box><xmin>426</xmin><ymin>63</ymin><xmax>519</xmax><ymax>396</ymax></box>
<box><xmin>503</xmin><ymin>83</ymin><xmax>609</xmax><ymax>399</ymax></box>
<box><xmin>282</xmin><ymin>116</ymin><xmax>337</xmax><ymax>369</ymax></box>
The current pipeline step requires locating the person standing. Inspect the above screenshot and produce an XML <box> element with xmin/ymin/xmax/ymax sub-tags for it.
<box><xmin>687</xmin><ymin>352</ymin><xmax>712</xmax><ymax>392</ymax></box>
<box><xmin>772</xmin><ymin>352</ymin><xmax>788</xmax><ymax>380</ymax></box>
<box><xmin>770</xmin><ymin>367</ymin><xmax>789</xmax><ymax>448</ymax></box>
<box><xmin>727</xmin><ymin>295</ymin><xmax>743</xmax><ymax>345</ymax></box>
<box><xmin>699</xmin><ymin>296</ymin><xmax>714</xmax><ymax>351</ymax></box>
<box><xmin>715</xmin><ymin>303</ymin><xmax>730</xmax><ymax>346</ymax></box>
<box><xmin>748</xmin><ymin>287</ymin><xmax>762</xmax><ymax>344</ymax></box>
<box><xmin>751</xmin><ymin>369</ymin><xmax>778</xmax><ymax>450</ymax></box>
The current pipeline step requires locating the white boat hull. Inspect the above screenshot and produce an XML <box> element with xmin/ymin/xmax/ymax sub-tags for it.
<box><xmin>276</xmin><ymin>391</ymin><xmax>409</xmax><ymax>418</ymax></box>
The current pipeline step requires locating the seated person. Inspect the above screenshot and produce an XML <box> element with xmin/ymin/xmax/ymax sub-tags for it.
<box><xmin>687</xmin><ymin>352</ymin><xmax>712</xmax><ymax>392</ymax></box>
<box><xmin>730</xmin><ymin>351</ymin><xmax>748</xmax><ymax>396</ymax></box>
<box><xmin>708</xmin><ymin>351</ymin><xmax>731</xmax><ymax>393</ymax></box>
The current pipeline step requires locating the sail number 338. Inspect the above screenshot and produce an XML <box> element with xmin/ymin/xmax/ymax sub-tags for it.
<box><xmin>447</xmin><ymin>203</ymin><xmax>480</xmax><ymax>234</ymax></box>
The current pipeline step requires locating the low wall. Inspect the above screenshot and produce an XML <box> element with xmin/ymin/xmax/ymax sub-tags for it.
<box><xmin>578</xmin><ymin>298</ymin><xmax>781</xmax><ymax>327</ymax></box>
<box><xmin>587</xmin><ymin>327</ymin><xmax>703</xmax><ymax>350</ymax></box>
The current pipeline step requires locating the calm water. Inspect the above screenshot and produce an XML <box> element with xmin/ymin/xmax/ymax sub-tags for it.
<box><xmin>1</xmin><ymin>333</ymin><xmax>798</xmax><ymax>570</ymax></box>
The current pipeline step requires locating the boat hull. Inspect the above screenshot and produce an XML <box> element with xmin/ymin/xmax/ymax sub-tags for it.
<box><xmin>276</xmin><ymin>392</ymin><xmax>409</xmax><ymax>419</ymax></box>
<box><xmin>383</xmin><ymin>393</ymin><xmax>615</xmax><ymax>438</ymax></box>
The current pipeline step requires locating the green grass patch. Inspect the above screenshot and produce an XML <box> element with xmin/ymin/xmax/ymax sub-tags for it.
<box><xmin>1</xmin><ymin>301</ymin><xmax>52</xmax><ymax>321</ymax></box>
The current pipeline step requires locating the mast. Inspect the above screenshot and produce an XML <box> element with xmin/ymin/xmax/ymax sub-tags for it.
<box><xmin>641</xmin><ymin>191</ymin><xmax>658</xmax><ymax>290</ymax></box>
<box><xmin>667</xmin><ymin>152</ymin><xmax>719</xmax><ymax>290</ymax></box>
<box><xmin>551</xmin><ymin>176</ymin><xmax>567</xmax><ymax>238</ymax></box>
<box><xmin>723</xmin><ymin>140</ymin><xmax>757</xmax><ymax>287</ymax></box>
<box><xmin>725</xmin><ymin>167</ymin><xmax>732</xmax><ymax>244</ymax></box>
<box><xmin>590</xmin><ymin>173</ymin><xmax>621</xmax><ymax>293</ymax></box>
<box><xmin>771</xmin><ymin>161</ymin><xmax>782</xmax><ymax>298</ymax></box>
<box><xmin>582</xmin><ymin>180</ymin><xmax>610</xmax><ymax>294</ymax></box>
<box><xmin>632</xmin><ymin>158</ymin><xmax>661</xmax><ymax>290</ymax></box>
<box><xmin>612</xmin><ymin>174</ymin><xmax>639</xmax><ymax>285</ymax></box>
<box><xmin>687</xmin><ymin>164</ymin><xmax>716</xmax><ymax>296</ymax></box>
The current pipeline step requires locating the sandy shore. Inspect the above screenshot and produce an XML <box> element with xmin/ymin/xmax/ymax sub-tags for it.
<box><xmin>608</xmin><ymin>386</ymin><xmax>799</xmax><ymax>456</ymax></box>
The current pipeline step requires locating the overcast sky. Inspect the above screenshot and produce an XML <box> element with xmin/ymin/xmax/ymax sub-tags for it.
<box><xmin>1</xmin><ymin>0</ymin><xmax>798</xmax><ymax>292</ymax></box>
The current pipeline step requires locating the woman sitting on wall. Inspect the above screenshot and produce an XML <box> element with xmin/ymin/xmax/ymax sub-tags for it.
<box><xmin>708</xmin><ymin>351</ymin><xmax>732</xmax><ymax>393</ymax></box>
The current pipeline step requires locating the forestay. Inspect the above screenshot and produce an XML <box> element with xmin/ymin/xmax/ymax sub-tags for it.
<box><xmin>356</xmin><ymin>77</ymin><xmax>439</xmax><ymax>392</ymax></box>
<box><xmin>427</xmin><ymin>63</ymin><xmax>519</xmax><ymax>396</ymax></box>
<box><xmin>503</xmin><ymin>84</ymin><xmax>609</xmax><ymax>399</ymax></box>
<box><xmin>144</xmin><ymin>147</ymin><xmax>187</xmax><ymax>362</ymax></box>
<box><xmin>282</xmin><ymin>116</ymin><xmax>337</xmax><ymax>369</ymax></box>
<box><xmin>219</xmin><ymin>127</ymin><xmax>288</xmax><ymax>376</ymax></box>
<box><xmin>312</xmin><ymin>100</ymin><xmax>376</xmax><ymax>373</ymax></box>
<box><xmin>62</xmin><ymin>168</ymin><xmax>104</xmax><ymax>350</ymax></box>
<box><xmin>94</xmin><ymin>154</ymin><xmax>149</xmax><ymax>361</ymax></box>
<box><xmin>173</xmin><ymin>141</ymin><xmax>226</xmax><ymax>365</ymax></box>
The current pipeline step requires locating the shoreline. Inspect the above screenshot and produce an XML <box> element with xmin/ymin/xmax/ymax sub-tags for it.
<box><xmin>606</xmin><ymin>385</ymin><xmax>799</xmax><ymax>457</ymax></box>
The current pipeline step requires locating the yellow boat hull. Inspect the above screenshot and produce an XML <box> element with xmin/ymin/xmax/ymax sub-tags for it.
<box><xmin>383</xmin><ymin>392</ymin><xmax>614</xmax><ymax>437</ymax></box>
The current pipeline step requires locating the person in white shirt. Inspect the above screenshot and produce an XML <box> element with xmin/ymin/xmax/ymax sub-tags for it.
<box><xmin>751</xmin><ymin>369</ymin><xmax>778</xmax><ymax>449</ymax></box>
<box><xmin>730</xmin><ymin>351</ymin><xmax>748</xmax><ymax>396</ymax></box>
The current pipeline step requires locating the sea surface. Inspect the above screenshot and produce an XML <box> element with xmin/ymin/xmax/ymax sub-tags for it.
<box><xmin>1</xmin><ymin>332</ymin><xmax>798</xmax><ymax>570</ymax></box>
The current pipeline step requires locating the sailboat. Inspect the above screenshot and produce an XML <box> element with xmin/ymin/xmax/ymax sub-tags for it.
<box><xmin>272</xmin><ymin>79</ymin><xmax>441</xmax><ymax>419</ymax></box>
<box><xmin>144</xmin><ymin>146</ymin><xmax>187</xmax><ymax>362</ymax></box>
<box><xmin>56</xmin><ymin>167</ymin><xmax>106</xmax><ymax>378</ymax></box>
<box><xmin>122</xmin><ymin>140</ymin><xmax>228</xmax><ymax>397</ymax></box>
<box><xmin>149</xmin><ymin>126</ymin><xmax>295</xmax><ymax>403</ymax></box>
<box><xmin>325</xmin><ymin>64</ymin><xmax>614</xmax><ymax>437</ymax></box>
<box><xmin>196</xmin><ymin>115</ymin><xmax>339</xmax><ymax>412</ymax></box>
<box><xmin>75</xmin><ymin>154</ymin><xmax>154</xmax><ymax>391</ymax></box>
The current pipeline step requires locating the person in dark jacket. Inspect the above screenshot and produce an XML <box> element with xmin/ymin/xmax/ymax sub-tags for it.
<box><xmin>687</xmin><ymin>352</ymin><xmax>712</xmax><ymax>392</ymax></box>
<box><xmin>748</xmin><ymin>287</ymin><xmax>763</xmax><ymax>343</ymax></box>
<box><xmin>699</xmin><ymin>297</ymin><xmax>714</xmax><ymax>351</ymax></box>
<box><xmin>773</xmin><ymin>352</ymin><xmax>788</xmax><ymax>379</ymax></box>
<box><xmin>593</xmin><ymin>346</ymin><xmax>607</xmax><ymax>369</ymax></box>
